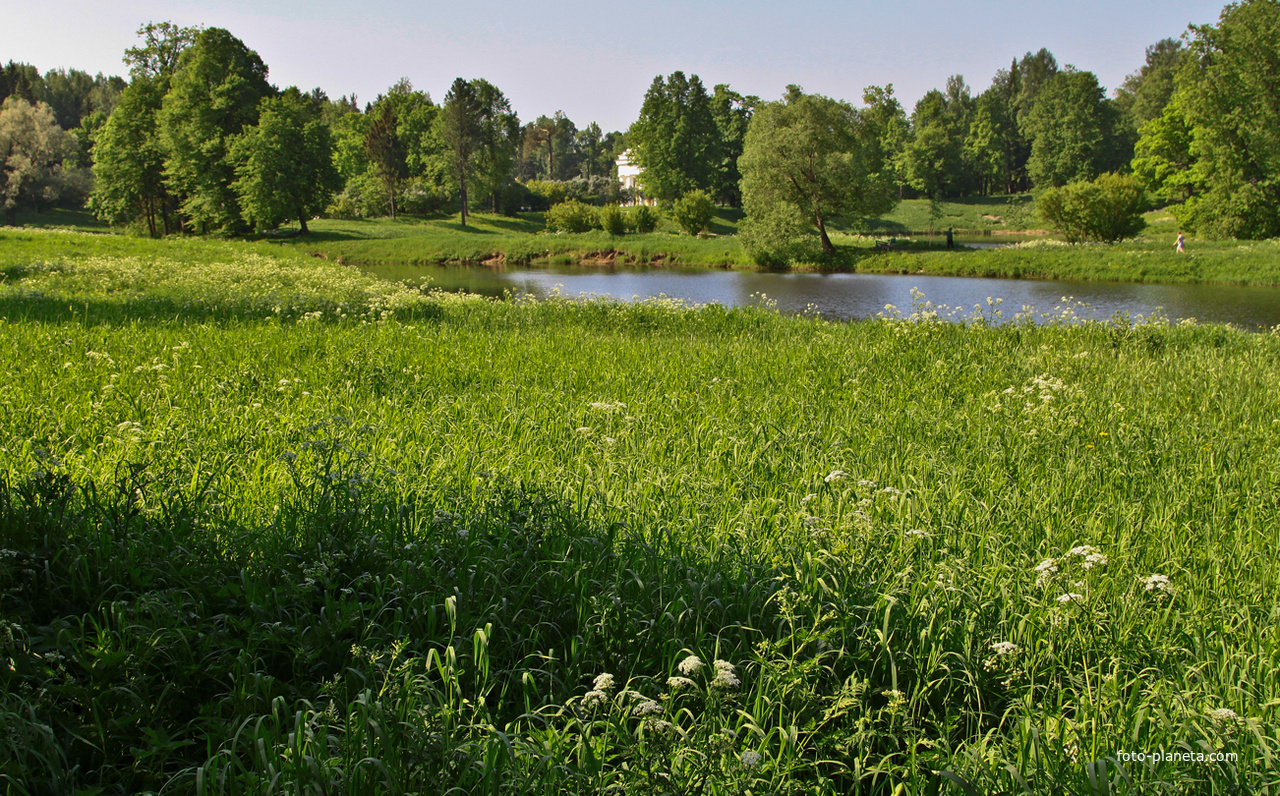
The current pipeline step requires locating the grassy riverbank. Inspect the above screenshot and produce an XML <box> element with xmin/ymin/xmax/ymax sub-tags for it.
<box><xmin>1</xmin><ymin>236</ymin><xmax>1276</xmax><ymax>794</ymax></box>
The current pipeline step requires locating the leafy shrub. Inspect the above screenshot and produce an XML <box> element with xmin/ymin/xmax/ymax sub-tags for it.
<box><xmin>671</xmin><ymin>190</ymin><xmax>714</xmax><ymax>235</ymax></box>
<box><xmin>598</xmin><ymin>204</ymin><xmax>626</xmax><ymax>237</ymax></box>
<box><xmin>627</xmin><ymin>204</ymin><xmax>659</xmax><ymax>234</ymax></box>
<box><xmin>526</xmin><ymin>180</ymin><xmax>567</xmax><ymax>208</ymax></box>
<box><xmin>546</xmin><ymin>199</ymin><xmax>599</xmax><ymax>233</ymax></box>
<box><xmin>1037</xmin><ymin>173</ymin><xmax>1147</xmax><ymax>244</ymax></box>
<box><xmin>739</xmin><ymin>203</ymin><xmax>821</xmax><ymax>266</ymax></box>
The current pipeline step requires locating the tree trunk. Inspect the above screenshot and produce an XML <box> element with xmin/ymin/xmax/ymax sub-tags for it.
<box><xmin>298</xmin><ymin>208</ymin><xmax>309</xmax><ymax>235</ymax></box>
<box><xmin>815</xmin><ymin>213</ymin><xmax>834</xmax><ymax>254</ymax></box>
<box><xmin>459</xmin><ymin>176</ymin><xmax>468</xmax><ymax>228</ymax></box>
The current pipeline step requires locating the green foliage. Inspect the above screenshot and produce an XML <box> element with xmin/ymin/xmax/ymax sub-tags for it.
<box><xmin>904</xmin><ymin>79</ymin><xmax>972</xmax><ymax>199</ymax></box>
<box><xmin>0</xmin><ymin>97</ymin><xmax>82</xmax><ymax>225</ymax></box>
<box><xmin>546</xmin><ymin>199</ymin><xmax>599</xmax><ymax>233</ymax></box>
<box><xmin>626</xmin><ymin>204</ymin><xmax>659</xmax><ymax>234</ymax></box>
<box><xmin>0</xmin><ymin>236</ymin><xmax>1276</xmax><ymax>794</ymax></box>
<box><xmin>709</xmin><ymin>84</ymin><xmax>756</xmax><ymax>205</ymax></box>
<box><xmin>671</xmin><ymin>189</ymin><xmax>713</xmax><ymax>235</ymax></box>
<box><xmin>89</xmin><ymin>78</ymin><xmax>171</xmax><ymax>236</ymax></box>
<box><xmin>1024</xmin><ymin>70</ymin><xmax>1121</xmax><ymax>188</ymax></box>
<box><xmin>1171</xmin><ymin>0</ymin><xmax>1280</xmax><ymax>239</ymax></box>
<box><xmin>627</xmin><ymin>72</ymin><xmax>722</xmax><ymax>203</ymax></box>
<box><xmin>230</xmin><ymin>91</ymin><xmax>342</xmax><ymax>234</ymax></box>
<box><xmin>158</xmin><ymin>27</ymin><xmax>272</xmax><ymax>233</ymax></box>
<box><xmin>1036</xmin><ymin>172</ymin><xmax>1147</xmax><ymax>244</ymax></box>
<box><xmin>598</xmin><ymin>203</ymin><xmax>625</xmax><ymax>237</ymax></box>
<box><xmin>1131</xmin><ymin>96</ymin><xmax>1197</xmax><ymax>204</ymax></box>
<box><xmin>739</xmin><ymin>85</ymin><xmax>897</xmax><ymax>262</ymax></box>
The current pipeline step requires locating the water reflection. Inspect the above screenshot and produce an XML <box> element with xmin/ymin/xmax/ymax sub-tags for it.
<box><xmin>360</xmin><ymin>263</ymin><xmax>1280</xmax><ymax>329</ymax></box>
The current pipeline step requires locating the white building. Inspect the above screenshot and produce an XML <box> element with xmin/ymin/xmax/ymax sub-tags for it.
<box><xmin>615</xmin><ymin>149</ymin><xmax>653</xmax><ymax>206</ymax></box>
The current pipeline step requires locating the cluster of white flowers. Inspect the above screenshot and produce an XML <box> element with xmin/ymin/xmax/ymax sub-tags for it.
<box><xmin>588</xmin><ymin>401</ymin><xmax>628</xmax><ymax>412</ymax></box>
<box><xmin>990</xmin><ymin>641</ymin><xmax>1020</xmax><ymax>656</ymax></box>
<box><xmin>1056</xmin><ymin>592</ymin><xmax>1085</xmax><ymax>604</ymax></box>
<box><xmin>1034</xmin><ymin>558</ymin><xmax>1059</xmax><ymax>588</ymax></box>
<box><xmin>905</xmin><ymin>529</ymin><xmax>931</xmax><ymax>539</ymax></box>
<box><xmin>711</xmin><ymin>659</ymin><xmax>740</xmax><ymax>689</ymax></box>
<box><xmin>1066</xmin><ymin>545</ymin><xmax>1108</xmax><ymax>569</ymax></box>
<box><xmin>824</xmin><ymin>470</ymin><xmax>846</xmax><ymax>483</ymax></box>
<box><xmin>879</xmin><ymin>486</ymin><xmax>903</xmax><ymax>496</ymax></box>
<box><xmin>857</xmin><ymin>479</ymin><xmax>877</xmax><ymax>489</ymax></box>
<box><xmin>1142</xmin><ymin>574</ymin><xmax>1172</xmax><ymax>592</ymax></box>
<box><xmin>678</xmin><ymin>655</ymin><xmax>705</xmax><ymax>676</ymax></box>
<box><xmin>739</xmin><ymin>750</ymin><xmax>763</xmax><ymax>768</ymax></box>
<box><xmin>801</xmin><ymin>493</ymin><xmax>818</xmax><ymax>505</ymax></box>
<box><xmin>582</xmin><ymin>672</ymin><xmax>616</xmax><ymax>708</ymax></box>
<box><xmin>1208</xmin><ymin>707</ymin><xmax>1241</xmax><ymax>728</ymax></box>
<box><xmin>666</xmin><ymin>676</ymin><xmax>697</xmax><ymax>691</ymax></box>
<box><xmin>633</xmin><ymin>699</ymin><xmax>663</xmax><ymax>716</ymax></box>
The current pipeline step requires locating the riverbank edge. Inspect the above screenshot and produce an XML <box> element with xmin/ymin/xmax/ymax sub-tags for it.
<box><xmin>315</xmin><ymin>245</ymin><xmax>1280</xmax><ymax>289</ymax></box>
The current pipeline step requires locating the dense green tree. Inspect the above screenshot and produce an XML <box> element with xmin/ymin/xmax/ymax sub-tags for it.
<box><xmin>1131</xmin><ymin>96</ymin><xmax>1197</xmax><ymax>204</ymax></box>
<box><xmin>230</xmin><ymin>90</ymin><xmax>341</xmax><ymax>234</ymax></box>
<box><xmin>158</xmin><ymin>27</ymin><xmax>273</xmax><ymax>233</ymax></box>
<box><xmin>575</xmin><ymin>122</ymin><xmax>605</xmax><ymax>180</ymax></box>
<box><xmin>1114</xmin><ymin>39</ymin><xmax>1185</xmax><ymax>130</ymax></box>
<box><xmin>0</xmin><ymin>62</ymin><xmax>42</xmax><ymax>106</ymax></box>
<box><xmin>471</xmin><ymin>80</ymin><xmax>520</xmax><ymax>212</ymax></box>
<box><xmin>964</xmin><ymin>89</ymin><xmax>1019</xmax><ymax>194</ymax></box>
<box><xmin>124</xmin><ymin>21</ymin><xmax>200</xmax><ymax>81</ymax></box>
<box><xmin>0</xmin><ymin>97</ymin><xmax>80</xmax><ymax>224</ymax></box>
<box><xmin>627</xmin><ymin>72</ymin><xmax>722</xmax><ymax>203</ymax></box>
<box><xmin>442</xmin><ymin>78</ymin><xmax>482</xmax><ymax>227</ymax></box>
<box><xmin>861</xmin><ymin>85</ymin><xmax>910</xmax><ymax>197</ymax></box>
<box><xmin>1024</xmin><ymin>70</ymin><xmax>1120</xmax><ymax>187</ymax></box>
<box><xmin>709</xmin><ymin>84</ymin><xmax>756</xmax><ymax>206</ymax></box>
<box><xmin>520</xmin><ymin>112</ymin><xmax>577</xmax><ymax>181</ymax></box>
<box><xmin>1172</xmin><ymin>0</ymin><xmax>1280</xmax><ymax>239</ymax></box>
<box><xmin>739</xmin><ymin>86</ymin><xmax>897</xmax><ymax>262</ymax></box>
<box><xmin>904</xmin><ymin>79</ymin><xmax>972</xmax><ymax>198</ymax></box>
<box><xmin>364</xmin><ymin>100</ymin><xmax>407</xmax><ymax>219</ymax></box>
<box><xmin>89</xmin><ymin>78</ymin><xmax>171</xmax><ymax>235</ymax></box>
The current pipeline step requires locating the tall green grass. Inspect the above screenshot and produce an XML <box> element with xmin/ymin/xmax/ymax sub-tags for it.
<box><xmin>0</xmin><ymin>232</ymin><xmax>1276</xmax><ymax>794</ymax></box>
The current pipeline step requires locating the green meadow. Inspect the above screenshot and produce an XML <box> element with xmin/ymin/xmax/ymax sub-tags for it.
<box><xmin>0</xmin><ymin>229</ymin><xmax>1276</xmax><ymax>794</ymax></box>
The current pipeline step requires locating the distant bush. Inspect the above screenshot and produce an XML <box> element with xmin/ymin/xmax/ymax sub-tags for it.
<box><xmin>526</xmin><ymin>180</ymin><xmax>568</xmax><ymax>208</ymax></box>
<box><xmin>627</xmin><ymin>204</ymin><xmax>660</xmax><ymax>234</ymax></box>
<box><xmin>599</xmin><ymin>204</ymin><xmax>626</xmax><ymax>237</ymax></box>
<box><xmin>546</xmin><ymin>200</ymin><xmax>599</xmax><ymax>233</ymax></box>
<box><xmin>672</xmin><ymin>190</ymin><xmax>714</xmax><ymax>236</ymax></box>
<box><xmin>1037</xmin><ymin>173</ymin><xmax>1147</xmax><ymax>244</ymax></box>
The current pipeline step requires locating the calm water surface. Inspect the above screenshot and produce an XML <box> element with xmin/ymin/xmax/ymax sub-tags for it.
<box><xmin>360</xmin><ymin>263</ymin><xmax>1280</xmax><ymax>329</ymax></box>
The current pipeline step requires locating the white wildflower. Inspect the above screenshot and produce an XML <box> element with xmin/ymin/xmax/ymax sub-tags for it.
<box><xmin>667</xmin><ymin>676</ymin><xmax>696</xmax><ymax>691</ymax></box>
<box><xmin>677</xmin><ymin>655</ymin><xmax>705</xmax><ymax>676</ymax></box>
<box><xmin>905</xmin><ymin>529</ymin><xmax>931</xmax><ymax>539</ymax></box>
<box><xmin>592</xmin><ymin>673</ymin><xmax>616</xmax><ymax>693</ymax></box>
<box><xmin>582</xmin><ymin>690</ymin><xmax>609</xmax><ymax>709</ymax></box>
<box><xmin>1209</xmin><ymin>707</ymin><xmax>1240</xmax><ymax>723</ymax></box>
<box><xmin>824</xmin><ymin>470</ymin><xmax>846</xmax><ymax>483</ymax></box>
<box><xmin>739</xmin><ymin>750</ymin><xmax>763</xmax><ymax>768</ymax></box>
<box><xmin>1083</xmin><ymin>553</ymin><xmax>1107</xmax><ymax>569</ymax></box>
<box><xmin>801</xmin><ymin>493</ymin><xmax>818</xmax><ymax>505</ymax></box>
<box><xmin>1056</xmin><ymin>592</ymin><xmax>1085</xmax><ymax>603</ymax></box>
<box><xmin>990</xmin><ymin>641</ymin><xmax>1020</xmax><ymax>656</ymax></box>
<box><xmin>633</xmin><ymin>699</ymin><xmax>663</xmax><ymax>716</ymax></box>
<box><xmin>857</xmin><ymin>479</ymin><xmax>877</xmax><ymax>488</ymax></box>
<box><xmin>1142</xmin><ymin>574</ymin><xmax>1172</xmax><ymax>592</ymax></box>
<box><xmin>711</xmin><ymin>660</ymin><xmax>740</xmax><ymax>689</ymax></box>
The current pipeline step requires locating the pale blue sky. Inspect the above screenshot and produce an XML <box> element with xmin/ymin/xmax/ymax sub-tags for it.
<box><xmin>5</xmin><ymin>0</ymin><xmax>1226</xmax><ymax>131</ymax></box>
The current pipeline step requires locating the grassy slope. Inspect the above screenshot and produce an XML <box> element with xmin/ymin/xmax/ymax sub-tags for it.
<box><xmin>0</xmin><ymin>230</ymin><xmax>1275</xmax><ymax>793</ymax></box>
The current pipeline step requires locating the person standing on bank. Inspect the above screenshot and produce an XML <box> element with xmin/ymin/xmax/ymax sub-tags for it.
<box><xmin>945</xmin><ymin>228</ymin><xmax>954</xmax><ymax>249</ymax></box>
<box><xmin>1176</xmin><ymin>232</ymin><xmax>1185</xmax><ymax>253</ymax></box>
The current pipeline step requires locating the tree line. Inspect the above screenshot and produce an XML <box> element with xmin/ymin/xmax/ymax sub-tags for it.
<box><xmin>2</xmin><ymin>0</ymin><xmax>1277</xmax><ymax>246</ymax></box>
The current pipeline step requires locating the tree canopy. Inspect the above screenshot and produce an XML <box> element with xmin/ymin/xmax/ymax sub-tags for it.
<box><xmin>628</xmin><ymin>72</ymin><xmax>723</xmax><ymax>203</ymax></box>
<box><xmin>739</xmin><ymin>86</ymin><xmax>897</xmax><ymax>264</ymax></box>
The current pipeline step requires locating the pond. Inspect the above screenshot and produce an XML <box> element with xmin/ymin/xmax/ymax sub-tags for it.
<box><xmin>359</xmin><ymin>263</ymin><xmax>1280</xmax><ymax>330</ymax></box>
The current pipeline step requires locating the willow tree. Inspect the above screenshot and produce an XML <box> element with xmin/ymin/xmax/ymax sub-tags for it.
<box><xmin>739</xmin><ymin>86</ymin><xmax>896</xmax><ymax>264</ymax></box>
